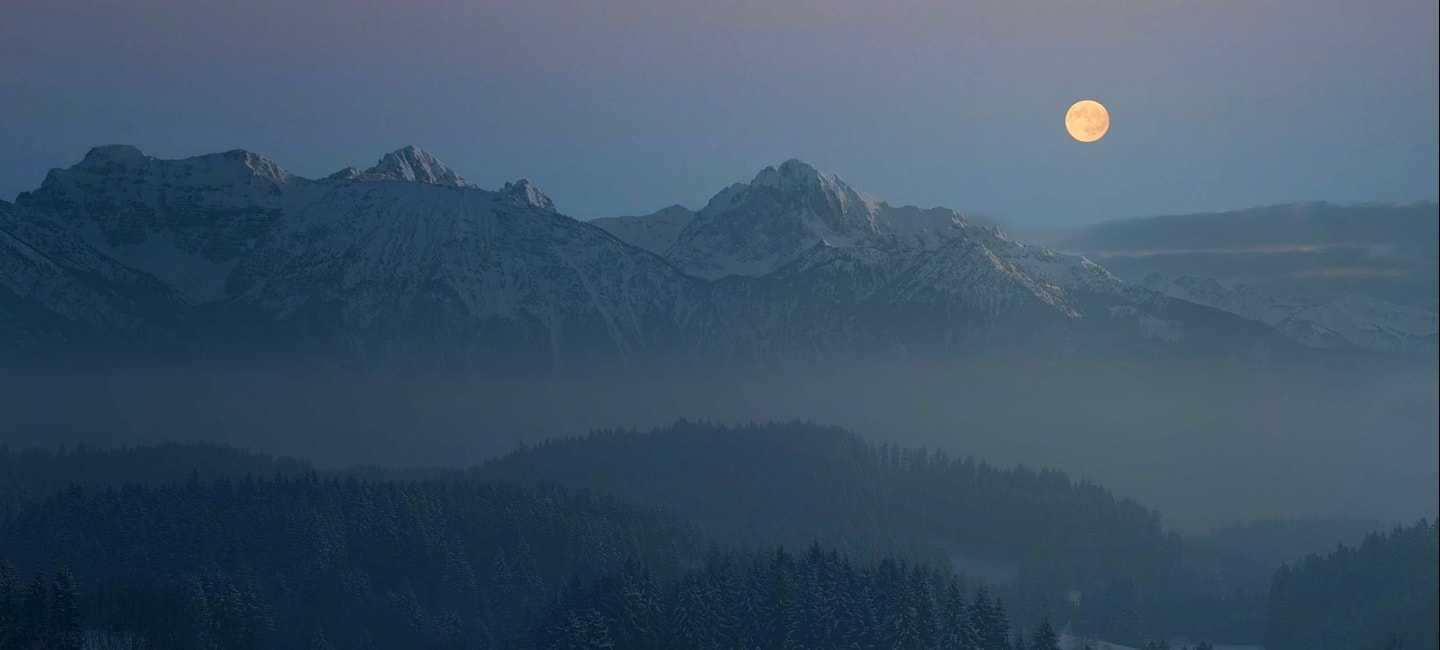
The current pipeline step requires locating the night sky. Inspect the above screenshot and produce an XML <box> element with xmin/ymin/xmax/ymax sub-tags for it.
<box><xmin>3</xmin><ymin>0</ymin><xmax>1436</xmax><ymax>226</ymax></box>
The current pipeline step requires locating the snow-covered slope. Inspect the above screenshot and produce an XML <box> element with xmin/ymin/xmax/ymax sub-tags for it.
<box><xmin>0</xmin><ymin>198</ymin><xmax>184</xmax><ymax>350</ymax></box>
<box><xmin>14</xmin><ymin>145</ymin><xmax>292</xmax><ymax>303</ymax></box>
<box><xmin>1142</xmin><ymin>273</ymin><xmax>1438</xmax><ymax>353</ymax></box>
<box><xmin>222</xmin><ymin>177</ymin><xmax>709</xmax><ymax>369</ymax></box>
<box><xmin>615</xmin><ymin>159</ymin><xmax>1293</xmax><ymax>359</ymax></box>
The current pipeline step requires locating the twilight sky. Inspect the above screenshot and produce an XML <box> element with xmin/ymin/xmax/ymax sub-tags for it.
<box><xmin>2</xmin><ymin>0</ymin><xmax>1436</xmax><ymax>227</ymax></box>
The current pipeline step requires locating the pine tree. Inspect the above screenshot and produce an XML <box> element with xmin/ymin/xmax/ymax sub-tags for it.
<box><xmin>0</xmin><ymin>563</ymin><xmax>17</xmax><ymax>649</ymax></box>
<box><xmin>971</xmin><ymin>587</ymin><xmax>1011</xmax><ymax>650</ymax></box>
<box><xmin>307</xmin><ymin>626</ymin><xmax>335</xmax><ymax>650</ymax></box>
<box><xmin>941</xmin><ymin>580</ymin><xmax>979</xmax><ymax>650</ymax></box>
<box><xmin>20</xmin><ymin>575</ymin><xmax>48</xmax><ymax>648</ymax></box>
<box><xmin>992</xmin><ymin>597</ymin><xmax>1013</xmax><ymax>650</ymax></box>
<box><xmin>1030</xmin><ymin>616</ymin><xmax>1061</xmax><ymax>650</ymax></box>
<box><xmin>48</xmin><ymin>569</ymin><xmax>83</xmax><ymax>650</ymax></box>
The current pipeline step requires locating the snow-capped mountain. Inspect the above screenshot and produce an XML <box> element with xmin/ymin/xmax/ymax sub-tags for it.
<box><xmin>0</xmin><ymin>146</ymin><xmax>1305</xmax><ymax>369</ymax></box>
<box><xmin>15</xmin><ymin>145</ymin><xmax>291</xmax><ymax>304</ymax></box>
<box><xmin>2</xmin><ymin>145</ymin><xmax>712</xmax><ymax>369</ymax></box>
<box><xmin>662</xmin><ymin>159</ymin><xmax>966</xmax><ymax>280</ymax></box>
<box><xmin>620</xmin><ymin>159</ymin><xmax>1298</xmax><ymax>362</ymax></box>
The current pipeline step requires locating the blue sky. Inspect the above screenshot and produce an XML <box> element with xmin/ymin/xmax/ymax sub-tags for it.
<box><xmin>2</xmin><ymin>0</ymin><xmax>1436</xmax><ymax>226</ymax></box>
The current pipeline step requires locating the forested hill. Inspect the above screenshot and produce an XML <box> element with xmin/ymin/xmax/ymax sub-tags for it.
<box><xmin>1</xmin><ymin>431</ymin><xmax>1425</xmax><ymax>647</ymax></box>
<box><xmin>0</xmin><ymin>456</ymin><xmax>1155</xmax><ymax>649</ymax></box>
<box><xmin>470</xmin><ymin>420</ymin><xmax>1264</xmax><ymax>643</ymax></box>
<box><xmin>1266</xmin><ymin>520</ymin><xmax>1439</xmax><ymax>650</ymax></box>
<box><xmin>475</xmin><ymin>420</ymin><xmax>1170</xmax><ymax>565</ymax></box>
<box><xmin>0</xmin><ymin>422</ymin><xmax>1272</xmax><ymax>643</ymax></box>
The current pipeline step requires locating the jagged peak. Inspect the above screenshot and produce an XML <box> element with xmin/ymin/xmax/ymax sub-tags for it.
<box><xmin>498</xmin><ymin>178</ymin><xmax>556</xmax><ymax>211</ymax></box>
<box><xmin>744</xmin><ymin>158</ymin><xmax>877</xmax><ymax>219</ymax></box>
<box><xmin>361</xmin><ymin>145</ymin><xmax>468</xmax><ymax>187</ymax></box>
<box><xmin>697</xmin><ymin>160</ymin><xmax>870</xmax><ymax>217</ymax></box>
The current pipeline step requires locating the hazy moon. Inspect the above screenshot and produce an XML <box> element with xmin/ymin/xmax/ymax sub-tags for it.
<box><xmin>1065</xmin><ymin>99</ymin><xmax>1110</xmax><ymax>143</ymax></box>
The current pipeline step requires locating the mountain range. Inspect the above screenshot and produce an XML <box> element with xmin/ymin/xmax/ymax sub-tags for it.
<box><xmin>0</xmin><ymin>145</ymin><xmax>1378</xmax><ymax>371</ymax></box>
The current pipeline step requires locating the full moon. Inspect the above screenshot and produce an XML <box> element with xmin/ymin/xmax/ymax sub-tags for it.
<box><xmin>1064</xmin><ymin>99</ymin><xmax>1110</xmax><ymax>143</ymax></box>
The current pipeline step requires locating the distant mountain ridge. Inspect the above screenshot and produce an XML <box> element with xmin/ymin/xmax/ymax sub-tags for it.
<box><xmin>1046</xmin><ymin>202</ymin><xmax>1439</xmax><ymax>354</ymax></box>
<box><xmin>1053</xmin><ymin>201</ymin><xmax>1439</xmax><ymax>253</ymax></box>
<box><xmin>1141</xmin><ymin>273</ymin><xmax>1438</xmax><ymax>354</ymax></box>
<box><xmin>1</xmin><ymin>146</ymin><xmax>1306</xmax><ymax>369</ymax></box>
<box><xmin>588</xmin><ymin>205</ymin><xmax>695</xmax><ymax>256</ymax></box>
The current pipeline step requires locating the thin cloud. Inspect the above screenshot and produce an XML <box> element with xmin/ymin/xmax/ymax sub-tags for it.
<box><xmin>1288</xmin><ymin>267</ymin><xmax>1409</xmax><ymax>279</ymax></box>
<box><xmin>1083</xmin><ymin>243</ymin><xmax>1398</xmax><ymax>258</ymax></box>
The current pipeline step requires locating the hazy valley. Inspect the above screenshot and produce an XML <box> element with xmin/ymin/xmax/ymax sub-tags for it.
<box><xmin>0</xmin><ymin>146</ymin><xmax>1434</xmax><ymax>649</ymax></box>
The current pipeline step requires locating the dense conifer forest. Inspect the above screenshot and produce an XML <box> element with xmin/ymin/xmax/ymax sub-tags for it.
<box><xmin>0</xmin><ymin>475</ymin><xmax>698</xmax><ymax>648</ymax></box>
<box><xmin>0</xmin><ymin>422</ymin><xmax>1432</xmax><ymax>648</ymax></box>
<box><xmin>1265</xmin><ymin>520</ymin><xmax>1438</xmax><ymax>650</ymax></box>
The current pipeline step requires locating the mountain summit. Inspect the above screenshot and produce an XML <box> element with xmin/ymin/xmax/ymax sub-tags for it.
<box><xmin>498</xmin><ymin>179</ymin><xmax>556</xmax><ymax>211</ymax></box>
<box><xmin>589</xmin><ymin>160</ymin><xmax>969</xmax><ymax>274</ymax></box>
<box><xmin>655</xmin><ymin>159</ymin><xmax>977</xmax><ymax>279</ymax></box>
<box><xmin>359</xmin><ymin>145</ymin><xmax>469</xmax><ymax>186</ymax></box>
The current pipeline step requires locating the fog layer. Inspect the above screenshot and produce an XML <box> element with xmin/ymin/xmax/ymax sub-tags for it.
<box><xmin>4</xmin><ymin>358</ymin><xmax>1434</xmax><ymax>532</ymax></box>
